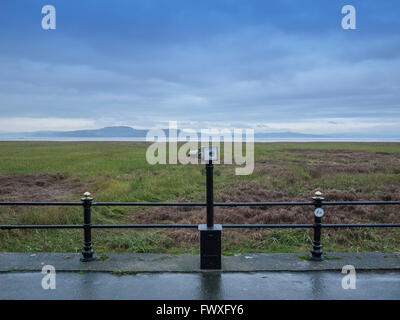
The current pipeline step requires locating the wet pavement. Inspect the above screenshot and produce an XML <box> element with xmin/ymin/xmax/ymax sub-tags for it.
<box><xmin>1</xmin><ymin>252</ymin><xmax>400</xmax><ymax>272</ymax></box>
<box><xmin>0</xmin><ymin>271</ymin><xmax>399</xmax><ymax>300</ymax></box>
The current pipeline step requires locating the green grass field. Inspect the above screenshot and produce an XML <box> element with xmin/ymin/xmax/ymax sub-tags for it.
<box><xmin>0</xmin><ymin>141</ymin><xmax>399</xmax><ymax>254</ymax></box>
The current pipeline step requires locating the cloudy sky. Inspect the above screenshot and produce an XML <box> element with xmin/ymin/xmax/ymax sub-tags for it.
<box><xmin>0</xmin><ymin>0</ymin><xmax>399</xmax><ymax>134</ymax></box>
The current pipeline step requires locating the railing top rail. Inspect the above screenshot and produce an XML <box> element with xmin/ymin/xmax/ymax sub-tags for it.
<box><xmin>216</xmin><ymin>201</ymin><xmax>400</xmax><ymax>206</ymax></box>
<box><xmin>0</xmin><ymin>200</ymin><xmax>400</xmax><ymax>206</ymax></box>
<box><xmin>319</xmin><ymin>201</ymin><xmax>400</xmax><ymax>205</ymax></box>
<box><xmin>0</xmin><ymin>202</ymin><xmax>82</xmax><ymax>206</ymax></box>
<box><xmin>93</xmin><ymin>202</ymin><xmax>207</xmax><ymax>206</ymax></box>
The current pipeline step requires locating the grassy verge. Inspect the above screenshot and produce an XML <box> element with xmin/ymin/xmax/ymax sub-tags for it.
<box><xmin>0</xmin><ymin>141</ymin><xmax>399</xmax><ymax>253</ymax></box>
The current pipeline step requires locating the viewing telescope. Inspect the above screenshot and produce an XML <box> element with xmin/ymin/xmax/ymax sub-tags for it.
<box><xmin>187</xmin><ymin>146</ymin><xmax>218</xmax><ymax>162</ymax></box>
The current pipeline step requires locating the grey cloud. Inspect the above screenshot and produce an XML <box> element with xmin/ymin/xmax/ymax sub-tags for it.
<box><xmin>0</xmin><ymin>12</ymin><xmax>399</xmax><ymax>135</ymax></box>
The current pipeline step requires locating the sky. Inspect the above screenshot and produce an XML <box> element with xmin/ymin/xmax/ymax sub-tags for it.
<box><xmin>0</xmin><ymin>0</ymin><xmax>399</xmax><ymax>135</ymax></box>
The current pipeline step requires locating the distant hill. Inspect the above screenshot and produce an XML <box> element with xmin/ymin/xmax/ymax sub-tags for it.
<box><xmin>254</xmin><ymin>132</ymin><xmax>327</xmax><ymax>138</ymax></box>
<box><xmin>0</xmin><ymin>126</ymin><xmax>175</xmax><ymax>138</ymax></box>
<box><xmin>33</xmin><ymin>126</ymin><xmax>149</xmax><ymax>137</ymax></box>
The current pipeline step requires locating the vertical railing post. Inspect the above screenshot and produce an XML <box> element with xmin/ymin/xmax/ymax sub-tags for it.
<box><xmin>199</xmin><ymin>157</ymin><xmax>222</xmax><ymax>270</ymax></box>
<box><xmin>310</xmin><ymin>191</ymin><xmax>324</xmax><ymax>261</ymax></box>
<box><xmin>206</xmin><ymin>159</ymin><xmax>214</xmax><ymax>228</ymax></box>
<box><xmin>80</xmin><ymin>191</ymin><xmax>96</xmax><ymax>262</ymax></box>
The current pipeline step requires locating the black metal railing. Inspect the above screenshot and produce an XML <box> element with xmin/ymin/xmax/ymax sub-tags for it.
<box><xmin>1</xmin><ymin>161</ymin><xmax>400</xmax><ymax>268</ymax></box>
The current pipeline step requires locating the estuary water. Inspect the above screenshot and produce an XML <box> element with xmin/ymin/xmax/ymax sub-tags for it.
<box><xmin>1</xmin><ymin>138</ymin><xmax>400</xmax><ymax>142</ymax></box>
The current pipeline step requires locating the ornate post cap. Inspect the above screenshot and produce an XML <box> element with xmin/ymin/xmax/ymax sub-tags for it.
<box><xmin>312</xmin><ymin>190</ymin><xmax>324</xmax><ymax>201</ymax></box>
<box><xmin>82</xmin><ymin>191</ymin><xmax>93</xmax><ymax>201</ymax></box>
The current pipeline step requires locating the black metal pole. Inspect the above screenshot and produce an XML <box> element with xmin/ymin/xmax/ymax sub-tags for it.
<box><xmin>199</xmin><ymin>157</ymin><xmax>222</xmax><ymax>269</ymax></box>
<box><xmin>206</xmin><ymin>159</ymin><xmax>214</xmax><ymax>228</ymax></box>
<box><xmin>80</xmin><ymin>192</ymin><xmax>96</xmax><ymax>262</ymax></box>
<box><xmin>310</xmin><ymin>191</ymin><xmax>324</xmax><ymax>261</ymax></box>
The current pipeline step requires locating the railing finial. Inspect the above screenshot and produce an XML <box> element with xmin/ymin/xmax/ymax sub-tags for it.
<box><xmin>313</xmin><ymin>190</ymin><xmax>324</xmax><ymax>201</ymax></box>
<box><xmin>83</xmin><ymin>191</ymin><xmax>92</xmax><ymax>199</ymax></box>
